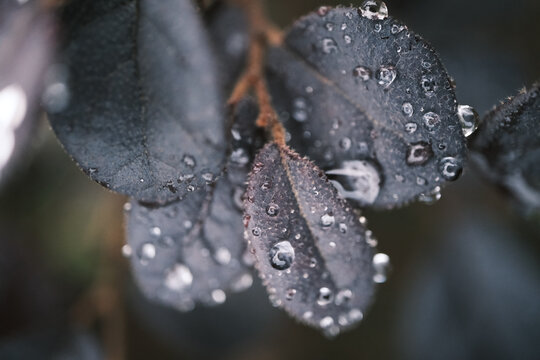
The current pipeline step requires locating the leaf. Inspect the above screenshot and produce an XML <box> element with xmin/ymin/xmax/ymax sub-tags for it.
<box><xmin>471</xmin><ymin>82</ymin><xmax>540</xmax><ymax>211</ymax></box>
<box><xmin>243</xmin><ymin>142</ymin><xmax>378</xmax><ymax>337</ymax></box>
<box><xmin>125</xmin><ymin>99</ymin><xmax>262</xmax><ymax>309</ymax></box>
<box><xmin>0</xmin><ymin>1</ymin><xmax>55</xmax><ymax>185</ymax></box>
<box><xmin>266</xmin><ymin>5</ymin><xmax>468</xmax><ymax>209</ymax></box>
<box><xmin>205</xmin><ymin>1</ymin><xmax>249</xmax><ymax>94</ymax></box>
<box><xmin>48</xmin><ymin>0</ymin><xmax>226</xmax><ymax>204</ymax></box>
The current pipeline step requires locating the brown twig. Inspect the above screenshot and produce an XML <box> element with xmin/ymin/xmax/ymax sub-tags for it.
<box><xmin>227</xmin><ymin>0</ymin><xmax>285</xmax><ymax>146</ymax></box>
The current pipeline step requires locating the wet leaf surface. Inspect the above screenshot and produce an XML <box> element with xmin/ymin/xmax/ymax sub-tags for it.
<box><xmin>243</xmin><ymin>142</ymin><xmax>377</xmax><ymax>336</ymax></box>
<box><xmin>266</xmin><ymin>5</ymin><xmax>467</xmax><ymax>209</ymax></box>
<box><xmin>471</xmin><ymin>82</ymin><xmax>540</xmax><ymax>211</ymax></box>
<box><xmin>0</xmin><ymin>1</ymin><xmax>55</xmax><ymax>185</ymax></box>
<box><xmin>126</xmin><ymin>99</ymin><xmax>262</xmax><ymax>309</ymax></box>
<box><xmin>49</xmin><ymin>0</ymin><xmax>226</xmax><ymax>204</ymax></box>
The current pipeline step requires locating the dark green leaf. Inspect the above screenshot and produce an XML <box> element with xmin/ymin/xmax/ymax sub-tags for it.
<box><xmin>266</xmin><ymin>5</ymin><xmax>467</xmax><ymax>209</ymax></box>
<box><xmin>243</xmin><ymin>142</ymin><xmax>378</xmax><ymax>336</ymax></box>
<box><xmin>49</xmin><ymin>0</ymin><xmax>226</xmax><ymax>204</ymax></box>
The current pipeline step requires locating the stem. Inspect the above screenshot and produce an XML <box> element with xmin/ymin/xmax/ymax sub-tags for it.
<box><xmin>227</xmin><ymin>0</ymin><xmax>285</xmax><ymax>146</ymax></box>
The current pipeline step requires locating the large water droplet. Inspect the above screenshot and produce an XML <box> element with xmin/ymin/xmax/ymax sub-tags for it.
<box><xmin>406</xmin><ymin>142</ymin><xmax>433</xmax><ymax>165</ymax></box>
<box><xmin>322</xmin><ymin>38</ymin><xmax>338</xmax><ymax>54</ymax></box>
<box><xmin>373</xmin><ymin>253</ymin><xmax>390</xmax><ymax>283</ymax></box>
<box><xmin>327</xmin><ymin>160</ymin><xmax>381</xmax><ymax>204</ymax></box>
<box><xmin>269</xmin><ymin>241</ymin><xmax>295</xmax><ymax>270</ymax></box>
<box><xmin>457</xmin><ymin>104</ymin><xmax>479</xmax><ymax>137</ymax></box>
<box><xmin>376</xmin><ymin>65</ymin><xmax>397</xmax><ymax>87</ymax></box>
<box><xmin>317</xmin><ymin>287</ymin><xmax>334</xmax><ymax>306</ymax></box>
<box><xmin>164</xmin><ymin>263</ymin><xmax>193</xmax><ymax>291</ymax></box>
<box><xmin>439</xmin><ymin>156</ymin><xmax>462</xmax><ymax>181</ymax></box>
<box><xmin>359</xmin><ymin>0</ymin><xmax>388</xmax><ymax>20</ymax></box>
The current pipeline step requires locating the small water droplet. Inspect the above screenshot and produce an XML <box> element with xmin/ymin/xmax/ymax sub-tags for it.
<box><xmin>320</xmin><ymin>213</ymin><xmax>335</xmax><ymax>227</ymax></box>
<box><xmin>318</xmin><ymin>287</ymin><xmax>334</xmax><ymax>306</ymax></box>
<box><xmin>309</xmin><ymin>257</ymin><xmax>317</xmax><ymax>268</ymax></box>
<box><xmin>376</xmin><ymin>65</ymin><xmax>397</xmax><ymax>87</ymax></box>
<box><xmin>211</xmin><ymin>289</ymin><xmax>226</xmax><ymax>304</ymax></box>
<box><xmin>404</xmin><ymin>122</ymin><xmax>417</xmax><ymax>134</ymax></box>
<box><xmin>123</xmin><ymin>202</ymin><xmax>132</xmax><ymax>212</ymax></box>
<box><xmin>121</xmin><ymin>244</ymin><xmax>132</xmax><ymax>258</ymax></box>
<box><xmin>374</xmin><ymin>23</ymin><xmax>382</xmax><ymax>32</ymax></box>
<box><xmin>339</xmin><ymin>137</ymin><xmax>352</xmax><ymax>150</ymax></box>
<box><xmin>359</xmin><ymin>0</ymin><xmax>388</xmax><ymax>20</ymax></box>
<box><xmin>335</xmin><ymin>289</ymin><xmax>353</xmax><ymax>305</ymax></box>
<box><xmin>353</xmin><ymin>66</ymin><xmax>372</xmax><ymax>81</ymax></box>
<box><xmin>320</xmin><ymin>316</ymin><xmax>334</xmax><ymax>328</ymax></box>
<box><xmin>269</xmin><ymin>241</ymin><xmax>295</xmax><ymax>270</ymax></box>
<box><xmin>457</xmin><ymin>104</ymin><xmax>479</xmax><ymax>137</ymax></box>
<box><xmin>416</xmin><ymin>176</ymin><xmax>427</xmax><ymax>186</ymax></box>
<box><xmin>339</xmin><ymin>223</ymin><xmax>348</xmax><ymax>233</ymax></box>
<box><xmin>230</xmin><ymin>148</ymin><xmax>249</xmax><ymax>165</ymax></box>
<box><xmin>420</xmin><ymin>74</ymin><xmax>437</xmax><ymax>97</ymax></box>
<box><xmin>303</xmin><ymin>311</ymin><xmax>313</xmax><ymax>319</ymax></box>
<box><xmin>215</xmin><ymin>247</ymin><xmax>231</xmax><ymax>265</ymax></box>
<box><xmin>325</xmin><ymin>22</ymin><xmax>334</xmax><ymax>31</ymax></box>
<box><xmin>322</xmin><ymin>38</ymin><xmax>338</xmax><ymax>54</ymax></box>
<box><xmin>252</xmin><ymin>227</ymin><xmax>261</xmax><ymax>236</ymax></box>
<box><xmin>150</xmin><ymin>226</ymin><xmax>161</xmax><ymax>237</ymax></box>
<box><xmin>202</xmin><ymin>172</ymin><xmax>213</xmax><ymax>182</ymax></box>
<box><xmin>391</xmin><ymin>24</ymin><xmax>404</xmax><ymax>34</ymax></box>
<box><xmin>349</xmin><ymin>308</ymin><xmax>363</xmax><ymax>321</ymax></box>
<box><xmin>439</xmin><ymin>157</ymin><xmax>462</xmax><ymax>181</ymax></box>
<box><xmin>373</xmin><ymin>253</ymin><xmax>390</xmax><ymax>283</ymax></box>
<box><xmin>286</xmin><ymin>288</ymin><xmax>297</xmax><ymax>300</ymax></box>
<box><xmin>423</xmin><ymin>111</ymin><xmax>440</xmax><ymax>130</ymax></box>
<box><xmin>406</xmin><ymin>142</ymin><xmax>433</xmax><ymax>165</ymax></box>
<box><xmin>341</xmin><ymin>23</ymin><xmax>347</xmax><ymax>30</ymax></box>
<box><xmin>183</xmin><ymin>155</ymin><xmax>196</xmax><ymax>168</ymax></box>
<box><xmin>402</xmin><ymin>102</ymin><xmax>413</xmax><ymax>117</ymax></box>
<box><xmin>138</xmin><ymin>242</ymin><xmax>156</xmax><ymax>266</ymax></box>
<box><xmin>266</xmin><ymin>203</ymin><xmax>279</xmax><ymax>217</ymax></box>
<box><xmin>164</xmin><ymin>263</ymin><xmax>193</xmax><ymax>291</ymax></box>
<box><xmin>344</xmin><ymin>34</ymin><xmax>352</xmax><ymax>44</ymax></box>
<box><xmin>232</xmin><ymin>272</ymin><xmax>253</xmax><ymax>292</ymax></box>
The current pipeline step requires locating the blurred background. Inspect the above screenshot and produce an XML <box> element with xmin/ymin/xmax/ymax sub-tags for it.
<box><xmin>0</xmin><ymin>0</ymin><xmax>539</xmax><ymax>359</ymax></box>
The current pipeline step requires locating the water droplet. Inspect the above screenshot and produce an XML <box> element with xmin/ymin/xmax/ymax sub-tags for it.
<box><xmin>286</xmin><ymin>288</ymin><xmax>297</xmax><ymax>300</ymax></box>
<box><xmin>230</xmin><ymin>148</ymin><xmax>249</xmax><ymax>165</ymax></box>
<box><xmin>183</xmin><ymin>155</ymin><xmax>196</xmax><ymax>168</ymax></box>
<box><xmin>215</xmin><ymin>247</ymin><xmax>231</xmax><ymax>265</ymax></box>
<box><xmin>164</xmin><ymin>263</ymin><xmax>193</xmax><ymax>291</ymax></box>
<box><xmin>439</xmin><ymin>156</ymin><xmax>462</xmax><ymax>181</ymax></box>
<box><xmin>327</xmin><ymin>160</ymin><xmax>381</xmax><ymax>204</ymax></box>
<box><xmin>406</xmin><ymin>142</ymin><xmax>433</xmax><ymax>165</ymax></box>
<box><xmin>339</xmin><ymin>137</ymin><xmax>352</xmax><ymax>150</ymax></box>
<box><xmin>416</xmin><ymin>176</ymin><xmax>427</xmax><ymax>186</ymax></box>
<box><xmin>202</xmin><ymin>172</ymin><xmax>213</xmax><ymax>182</ymax></box>
<box><xmin>292</xmin><ymin>109</ymin><xmax>307</xmax><ymax>122</ymax></box>
<box><xmin>320</xmin><ymin>213</ymin><xmax>335</xmax><ymax>227</ymax></box>
<box><xmin>150</xmin><ymin>226</ymin><xmax>161</xmax><ymax>237</ymax></box>
<box><xmin>322</xmin><ymin>38</ymin><xmax>338</xmax><ymax>54</ymax></box>
<box><xmin>252</xmin><ymin>227</ymin><xmax>261</xmax><ymax>236</ymax></box>
<box><xmin>376</xmin><ymin>65</ymin><xmax>397</xmax><ymax>87</ymax></box>
<box><xmin>231</xmin><ymin>128</ymin><xmax>241</xmax><ymax>141</ymax></box>
<box><xmin>339</xmin><ymin>223</ymin><xmax>348</xmax><ymax>233</ymax></box>
<box><xmin>353</xmin><ymin>66</ymin><xmax>372</xmax><ymax>81</ymax></box>
<box><xmin>266</xmin><ymin>203</ymin><xmax>279</xmax><ymax>217</ymax></box>
<box><xmin>344</xmin><ymin>34</ymin><xmax>352</xmax><ymax>44</ymax></box>
<box><xmin>335</xmin><ymin>289</ymin><xmax>353</xmax><ymax>305</ymax></box>
<box><xmin>402</xmin><ymin>102</ymin><xmax>413</xmax><ymax>117</ymax></box>
<box><xmin>123</xmin><ymin>202</ymin><xmax>132</xmax><ymax>212</ymax></box>
<box><xmin>320</xmin><ymin>316</ymin><xmax>334</xmax><ymax>328</ymax></box>
<box><xmin>309</xmin><ymin>257</ymin><xmax>317</xmax><ymax>268</ymax></box>
<box><xmin>421</xmin><ymin>60</ymin><xmax>432</xmax><ymax>69</ymax></box>
<box><xmin>420</xmin><ymin>74</ymin><xmax>436</xmax><ymax>97</ymax></box>
<box><xmin>232</xmin><ymin>272</ymin><xmax>253</xmax><ymax>292</ymax></box>
<box><xmin>423</xmin><ymin>111</ymin><xmax>440</xmax><ymax>130</ymax></box>
<box><xmin>317</xmin><ymin>6</ymin><xmax>330</xmax><ymax>16</ymax></box>
<box><xmin>211</xmin><ymin>289</ymin><xmax>226</xmax><ymax>304</ymax></box>
<box><xmin>373</xmin><ymin>253</ymin><xmax>390</xmax><ymax>283</ymax></box>
<box><xmin>391</xmin><ymin>24</ymin><xmax>405</xmax><ymax>34</ymax></box>
<box><xmin>121</xmin><ymin>244</ymin><xmax>132</xmax><ymax>258</ymax></box>
<box><xmin>457</xmin><ymin>104</ymin><xmax>479</xmax><ymax>137</ymax></box>
<box><xmin>183</xmin><ymin>220</ymin><xmax>193</xmax><ymax>229</ymax></box>
<box><xmin>341</xmin><ymin>23</ymin><xmax>347</xmax><ymax>30</ymax></box>
<box><xmin>418</xmin><ymin>186</ymin><xmax>442</xmax><ymax>204</ymax></box>
<box><xmin>374</xmin><ymin>23</ymin><xmax>382</xmax><ymax>32</ymax></box>
<box><xmin>303</xmin><ymin>311</ymin><xmax>313</xmax><ymax>319</ymax></box>
<box><xmin>349</xmin><ymin>308</ymin><xmax>363</xmax><ymax>321</ymax></box>
<box><xmin>359</xmin><ymin>0</ymin><xmax>388</xmax><ymax>20</ymax></box>
<box><xmin>325</xmin><ymin>22</ymin><xmax>334</xmax><ymax>31</ymax></box>
<box><xmin>138</xmin><ymin>242</ymin><xmax>156</xmax><ymax>266</ymax></box>
<box><xmin>318</xmin><ymin>287</ymin><xmax>334</xmax><ymax>306</ymax></box>
<box><xmin>269</xmin><ymin>241</ymin><xmax>295</xmax><ymax>270</ymax></box>
<box><xmin>404</xmin><ymin>122</ymin><xmax>417</xmax><ymax>134</ymax></box>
